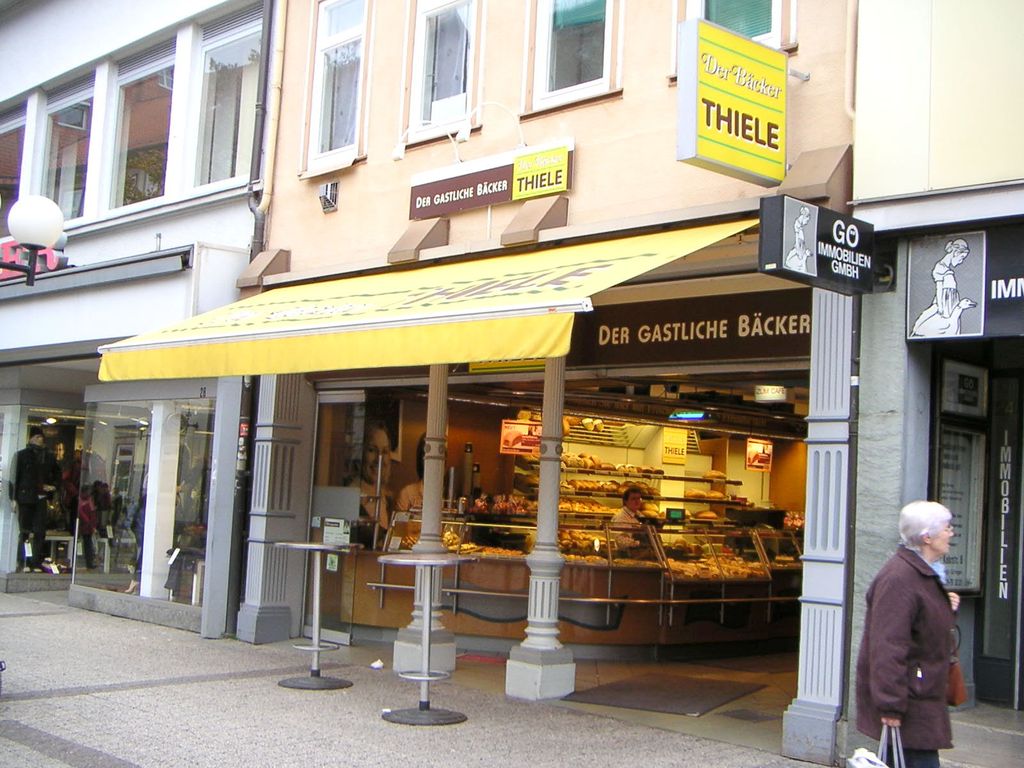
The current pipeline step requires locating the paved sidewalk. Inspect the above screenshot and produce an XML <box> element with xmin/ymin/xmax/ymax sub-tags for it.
<box><xmin>0</xmin><ymin>591</ymin><xmax>818</xmax><ymax>768</ymax></box>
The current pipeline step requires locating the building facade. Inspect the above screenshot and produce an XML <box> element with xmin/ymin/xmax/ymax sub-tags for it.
<box><xmin>843</xmin><ymin>0</ymin><xmax>1024</xmax><ymax>757</ymax></box>
<box><xmin>0</xmin><ymin>0</ymin><xmax>264</xmax><ymax>638</ymax></box>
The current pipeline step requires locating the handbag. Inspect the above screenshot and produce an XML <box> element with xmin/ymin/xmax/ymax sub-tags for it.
<box><xmin>948</xmin><ymin>626</ymin><xmax>968</xmax><ymax>706</ymax></box>
<box><xmin>847</xmin><ymin>725</ymin><xmax>905</xmax><ymax>768</ymax></box>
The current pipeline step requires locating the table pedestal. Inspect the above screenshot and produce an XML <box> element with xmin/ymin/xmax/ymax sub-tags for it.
<box><xmin>275</xmin><ymin>542</ymin><xmax>358</xmax><ymax>690</ymax></box>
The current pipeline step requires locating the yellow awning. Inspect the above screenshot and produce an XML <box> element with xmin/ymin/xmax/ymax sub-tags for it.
<box><xmin>99</xmin><ymin>219</ymin><xmax>755</xmax><ymax>381</ymax></box>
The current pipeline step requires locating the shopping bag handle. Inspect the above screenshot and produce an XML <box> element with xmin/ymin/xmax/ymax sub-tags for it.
<box><xmin>878</xmin><ymin>724</ymin><xmax>906</xmax><ymax>768</ymax></box>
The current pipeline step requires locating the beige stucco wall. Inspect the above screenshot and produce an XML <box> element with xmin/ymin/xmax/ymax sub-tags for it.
<box><xmin>267</xmin><ymin>0</ymin><xmax>853</xmax><ymax>277</ymax></box>
<box><xmin>854</xmin><ymin>0</ymin><xmax>1024</xmax><ymax>202</ymax></box>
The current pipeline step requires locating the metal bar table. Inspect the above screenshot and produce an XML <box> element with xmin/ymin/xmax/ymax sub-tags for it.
<box><xmin>378</xmin><ymin>551</ymin><xmax>476</xmax><ymax>725</ymax></box>
<box><xmin>274</xmin><ymin>541</ymin><xmax>362</xmax><ymax>690</ymax></box>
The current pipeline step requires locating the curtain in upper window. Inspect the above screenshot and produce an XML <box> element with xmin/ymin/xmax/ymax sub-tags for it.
<box><xmin>312</xmin><ymin>0</ymin><xmax>366</xmax><ymax>161</ymax></box>
<box><xmin>419</xmin><ymin>1</ymin><xmax>471</xmax><ymax>125</ymax></box>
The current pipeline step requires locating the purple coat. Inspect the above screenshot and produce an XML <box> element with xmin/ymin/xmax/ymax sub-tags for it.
<box><xmin>856</xmin><ymin>546</ymin><xmax>955</xmax><ymax>750</ymax></box>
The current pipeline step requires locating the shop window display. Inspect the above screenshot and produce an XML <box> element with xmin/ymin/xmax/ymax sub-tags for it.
<box><xmin>72</xmin><ymin>398</ymin><xmax>213</xmax><ymax>606</ymax></box>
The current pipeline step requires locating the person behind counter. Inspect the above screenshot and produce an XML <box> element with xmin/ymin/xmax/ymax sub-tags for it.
<box><xmin>611</xmin><ymin>486</ymin><xmax>645</xmax><ymax>549</ymax></box>
<box><xmin>395</xmin><ymin>433</ymin><xmax>426</xmax><ymax>512</ymax></box>
<box><xmin>855</xmin><ymin>500</ymin><xmax>960</xmax><ymax>768</ymax></box>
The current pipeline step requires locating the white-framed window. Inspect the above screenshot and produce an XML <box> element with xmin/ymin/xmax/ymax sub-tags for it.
<box><xmin>44</xmin><ymin>76</ymin><xmax>94</xmax><ymax>221</ymax></box>
<box><xmin>0</xmin><ymin>106</ymin><xmax>25</xmax><ymax>239</ymax></box>
<box><xmin>532</xmin><ymin>0</ymin><xmax>615</xmax><ymax>111</ymax></box>
<box><xmin>408</xmin><ymin>0</ymin><xmax>477</xmax><ymax>135</ymax></box>
<box><xmin>308</xmin><ymin>0</ymin><xmax>367</xmax><ymax>171</ymax></box>
<box><xmin>195</xmin><ymin>10</ymin><xmax>263</xmax><ymax>187</ymax></box>
<box><xmin>685</xmin><ymin>0</ymin><xmax>785</xmax><ymax>49</ymax></box>
<box><xmin>112</xmin><ymin>42</ymin><xmax>176</xmax><ymax>209</ymax></box>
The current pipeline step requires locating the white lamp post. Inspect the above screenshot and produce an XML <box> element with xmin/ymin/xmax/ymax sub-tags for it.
<box><xmin>5</xmin><ymin>194</ymin><xmax>65</xmax><ymax>286</ymax></box>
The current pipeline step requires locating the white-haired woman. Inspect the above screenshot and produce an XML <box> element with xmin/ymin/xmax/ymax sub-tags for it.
<box><xmin>856</xmin><ymin>501</ymin><xmax>960</xmax><ymax>767</ymax></box>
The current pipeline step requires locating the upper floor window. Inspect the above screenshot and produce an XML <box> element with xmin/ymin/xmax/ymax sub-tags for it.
<box><xmin>0</xmin><ymin>108</ymin><xmax>25</xmax><ymax>239</ymax></box>
<box><xmin>196</xmin><ymin>21</ymin><xmax>262</xmax><ymax>186</ymax></box>
<box><xmin>113</xmin><ymin>42</ymin><xmax>176</xmax><ymax>208</ymax></box>
<box><xmin>410</xmin><ymin>0</ymin><xmax>476</xmax><ymax>131</ymax></box>
<box><xmin>45</xmin><ymin>77</ymin><xmax>94</xmax><ymax>220</ymax></box>
<box><xmin>533</xmin><ymin>0</ymin><xmax>616</xmax><ymax>111</ymax></box>
<box><xmin>686</xmin><ymin>0</ymin><xmax>784</xmax><ymax>48</ymax></box>
<box><xmin>309</xmin><ymin>0</ymin><xmax>367</xmax><ymax>170</ymax></box>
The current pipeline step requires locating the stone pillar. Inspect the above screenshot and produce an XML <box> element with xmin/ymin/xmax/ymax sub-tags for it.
<box><xmin>506</xmin><ymin>356</ymin><xmax>575</xmax><ymax>700</ymax></box>
<box><xmin>839</xmin><ymin>242</ymin><xmax>932</xmax><ymax>757</ymax></box>
<box><xmin>782</xmin><ymin>289</ymin><xmax>854</xmax><ymax>765</ymax></box>
<box><xmin>236</xmin><ymin>374</ymin><xmax>315</xmax><ymax>643</ymax></box>
<box><xmin>394</xmin><ymin>364</ymin><xmax>455</xmax><ymax>673</ymax></box>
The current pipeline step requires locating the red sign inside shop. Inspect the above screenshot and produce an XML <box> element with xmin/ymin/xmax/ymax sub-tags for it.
<box><xmin>0</xmin><ymin>241</ymin><xmax>66</xmax><ymax>281</ymax></box>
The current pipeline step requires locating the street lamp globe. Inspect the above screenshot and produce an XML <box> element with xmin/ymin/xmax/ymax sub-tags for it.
<box><xmin>8</xmin><ymin>195</ymin><xmax>65</xmax><ymax>249</ymax></box>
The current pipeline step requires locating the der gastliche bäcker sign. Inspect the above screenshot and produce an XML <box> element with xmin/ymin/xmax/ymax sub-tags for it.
<box><xmin>758</xmin><ymin>196</ymin><xmax>877</xmax><ymax>295</ymax></box>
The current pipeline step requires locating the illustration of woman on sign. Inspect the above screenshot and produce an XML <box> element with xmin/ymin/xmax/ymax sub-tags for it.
<box><xmin>911</xmin><ymin>237</ymin><xmax>977</xmax><ymax>337</ymax></box>
<box><xmin>784</xmin><ymin>206</ymin><xmax>813</xmax><ymax>273</ymax></box>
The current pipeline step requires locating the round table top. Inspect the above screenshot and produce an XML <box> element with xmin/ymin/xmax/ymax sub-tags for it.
<box><xmin>378</xmin><ymin>551</ymin><xmax>477</xmax><ymax>567</ymax></box>
<box><xmin>274</xmin><ymin>541</ymin><xmax>363</xmax><ymax>553</ymax></box>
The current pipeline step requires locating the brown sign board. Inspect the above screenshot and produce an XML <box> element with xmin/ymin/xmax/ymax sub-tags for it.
<box><xmin>567</xmin><ymin>288</ymin><xmax>812</xmax><ymax>367</ymax></box>
<box><xmin>409</xmin><ymin>143</ymin><xmax>574</xmax><ymax>219</ymax></box>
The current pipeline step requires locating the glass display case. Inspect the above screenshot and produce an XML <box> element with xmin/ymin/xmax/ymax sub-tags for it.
<box><xmin>710</xmin><ymin>530</ymin><xmax>770</xmax><ymax>581</ymax></box>
<box><xmin>754</xmin><ymin>529</ymin><xmax>803</xmax><ymax>571</ymax></box>
<box><xmin>656</xmin><ymin>530</ymin><xmax>723</xmax><ymax>582</ymax></box>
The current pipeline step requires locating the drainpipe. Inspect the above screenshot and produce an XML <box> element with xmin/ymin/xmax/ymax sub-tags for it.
<box><xmin>248</xmin><ymin>0</ymin><xmax>282</xmax><ymax>259</ymax></box>
<box><xmin>253</xmin><ymin>0</ymin><xmax>286</xmax><ymax>223</ymax></box>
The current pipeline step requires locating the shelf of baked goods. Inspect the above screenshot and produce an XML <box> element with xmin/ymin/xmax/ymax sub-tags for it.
<box><xmin>561</xmin><ymin>455</ymin><xmax>742</xmax><ymax>487</ymax></box>
<box><xmin>656</xmin><ymin>529</ymin><xmax>770</xmax><ymax>583</ymax></box>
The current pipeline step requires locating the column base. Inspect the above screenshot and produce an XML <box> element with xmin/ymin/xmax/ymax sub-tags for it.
<box><xmin>393</xmin><ymin>626</ymin><xmax>456</xmax><ymax>673</ymax></box>
<box><xmin>236</xmin><ymin>604</ymin><xmax>291</xmax><ymax>644</ymax></box>
<box><xmin>781</xmin><ymin>698</ymin><xmax>839</xmax><ymax>766</ymax></box>
<box><xmin>505</xmin><ymin>645</ymin><xmax>576</xmax><ymax>700</ymax></box>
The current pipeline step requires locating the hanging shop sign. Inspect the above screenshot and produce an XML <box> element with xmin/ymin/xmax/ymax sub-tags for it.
<box><xmin>759</xmin><ymin>196</ymin><xmax>877</xmax><ymax>295</ymax></box>
<box><xmin>662</xmin><ymin>427</ymin><xmax>690</xmax><ymax>466</ymax></box>
<box><xmin>907</xmin><ymin>225</ymin><xmax>1024</xmax><ymax>340</ymax></box>
<box><xmin>676</xmin><ymin>19</ymin><xmax>787</xmax><ymax>186</ymax></box>
<box><xmin>569</xmin><ymin>288</ymin><xmax>811</xmax><ymax>367</ymax></box>
<box><xmin>409</xmin><ymin>139</ymin><xmax>574</xmax><ymax>219</ymax></box>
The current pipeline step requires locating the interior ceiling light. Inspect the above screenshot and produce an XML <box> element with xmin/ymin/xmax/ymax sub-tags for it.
<box><xmin>668</xmin><ymin>409</ymin><xmax>707</xmax><ymax>421</ymax></box>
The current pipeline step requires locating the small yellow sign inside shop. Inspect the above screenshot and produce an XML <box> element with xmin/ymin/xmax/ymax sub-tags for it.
<box><xmin>662</xmin><ymin>427</ymin><xmax>690</xmax><ymax>466</ymax></box>
<box><xmin>677</xmin><ymin>19</ymin><xmax>787</xmax><ymax>186</ymax></box>
<box><xmin>512</xmin><ymin>146</ymin><xmax>570</xmax><ymax>200</ymax></box>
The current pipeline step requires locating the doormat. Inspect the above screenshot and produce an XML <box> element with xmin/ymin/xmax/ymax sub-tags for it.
<box><xmin>456</xmin><ymin>654</ymin><xmax>506</xmax><ymax>665</ymax></box>
<box><xmin>563</xmin><ymin>674</ymin><xmax>763</xmax><ymax>717</ymax></box>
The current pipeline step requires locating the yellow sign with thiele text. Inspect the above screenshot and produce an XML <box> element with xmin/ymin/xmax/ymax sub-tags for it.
<box><xmin>512</xmin><ymin>146</ymin><xmax>570</xmax><ymax>200</ymax></box>
<box><xmin>677</xmin><ymin>20</ymin><xmax>787</xmax><ymax>186</ymax></box>
<box><xmin>662</xmin><ymin>427</ymin><xmax>690</xmax><ymax>466</ymax></box>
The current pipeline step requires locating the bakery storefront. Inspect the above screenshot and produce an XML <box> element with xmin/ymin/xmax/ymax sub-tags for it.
<box><xmin>98</xmin><ymin>210</ymin><xmax>860</xmax><ymax>728</ymax></box>
<box><xmin>305</xmin><ymin>282</ymin><xmax>811</xmax><ymax>652</ymax></box>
